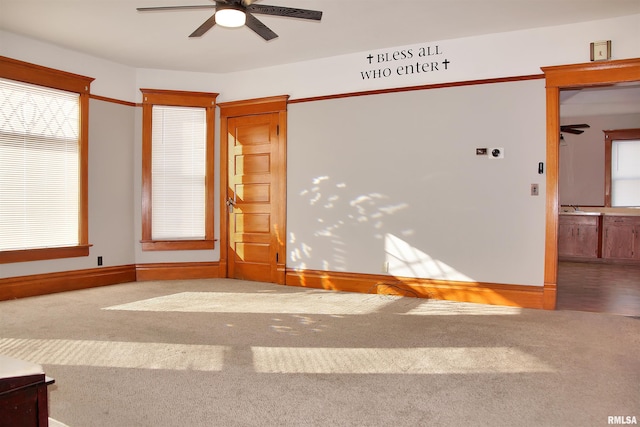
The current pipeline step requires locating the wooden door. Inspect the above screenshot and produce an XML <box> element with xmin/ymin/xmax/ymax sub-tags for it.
<box><xmin>225</xmin><ymin>109</ymin><xmax>286</xmax><ymax>283</ymax></box>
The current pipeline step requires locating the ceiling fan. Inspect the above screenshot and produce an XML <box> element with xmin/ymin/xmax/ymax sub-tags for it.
<box><xmin>560</xmin><ymin>123</ymin><xmax>590</xmax><ymax>135</ymax></box>
<box><xmin>137</xmin><ymin>0</ymin><xmax>322</xmax><ymax>41</ymax></box>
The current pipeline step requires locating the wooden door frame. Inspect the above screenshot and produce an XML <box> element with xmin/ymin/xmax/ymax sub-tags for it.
<box><xmin>541</xmin><ymin>58</ymin><xmax>640</xmax><ymax>309</ymax></box>
<box><xmin>218</xmin><ymin>95</ymin><xmax>289</xmax><ymax>283</ymax></box>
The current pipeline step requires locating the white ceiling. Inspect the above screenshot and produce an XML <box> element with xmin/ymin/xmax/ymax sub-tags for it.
<box><xmin>1</xmin><ymin>0</ymin><xmax>639</xmax><ymax>74</ymax></box>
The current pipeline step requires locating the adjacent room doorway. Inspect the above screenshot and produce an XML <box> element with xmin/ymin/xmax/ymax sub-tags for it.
<box><xmin>542</xmin><ymin>58</ymin><xmax>640</xmax><ymax>310</ymax></box>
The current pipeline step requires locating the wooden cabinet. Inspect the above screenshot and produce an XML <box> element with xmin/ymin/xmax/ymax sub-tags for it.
<box><xmin>0</xmin><ymin>356</ymin><xmax>54</xmax><ymax>427</ymax></box>
<box><xmin>558</xmin><ymin>214</ymin><xmax>602</xmax><ymax>259</ymax></box>
<box><xmin>603</xmin><ymin>216</ymin><xmax>640</xmax><ymax>261</ymax></box>
<box><xmin>559</xmin><ymin>214</ymin><xmax>640</xmax><ymax>263</ymax></box>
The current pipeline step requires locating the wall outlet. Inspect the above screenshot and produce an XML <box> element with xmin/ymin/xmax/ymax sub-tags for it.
<box><xmin>382</xmin><ymin>261</ymin><xmax>389</xmax><ymax>273</ymax></box>
<box><xmin>97</xmin><ymin>256</ymin><xmax>103</xmax><ymax>266</ymax></box>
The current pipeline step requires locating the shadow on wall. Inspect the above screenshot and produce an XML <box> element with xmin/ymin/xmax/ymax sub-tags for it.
<box><xmin>288</xmin><ymin>175</ymin><xmax>476</xmax><ymax>283</ymax></box>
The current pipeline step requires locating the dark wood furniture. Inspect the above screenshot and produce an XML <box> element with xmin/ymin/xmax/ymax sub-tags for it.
<box><xmin>0</xmin><ymin>356</ymin><xmax>54</xmax><ymax>427</ymax></box>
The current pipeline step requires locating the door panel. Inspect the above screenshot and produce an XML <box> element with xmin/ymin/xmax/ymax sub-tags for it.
<box><xmin>227</xmin><ymin>113</ymin><xmax>281</xmax><ymax>282</ymax></box>
<box><xmin>236</xmin><ymin>154</ymin><xmax>271</xmax><ymax>175</ymax></box>
<box><xmin>235</xmin><ymin>213</ymin><xmax>271</xmax><ymax>233</ymax></box>
<box><xmin>237</xmin><ymin>183</ymin><xmax>270</xmax><ymax>202</ymax></box>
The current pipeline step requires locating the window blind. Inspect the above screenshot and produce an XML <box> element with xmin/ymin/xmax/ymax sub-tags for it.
<box><xmin>0</xmin><ymin>78</ymin><xmax>80</xmax><ymax>251</ymax></box>
<box><xmin>151</xmin><ymin>105</ymin><xmax>206</xmax><ymax>240</ymax></box>
<box><xmin>611</xmin><ymin>139</ymin><xmax>640</xmax><ymax>207</ymax></box>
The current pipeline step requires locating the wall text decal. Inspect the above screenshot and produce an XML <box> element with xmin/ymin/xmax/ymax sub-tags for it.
<box><xmin>360</xmin><ymin>44</ymin><xmax>450</xmax><ymax>80</ymax></box>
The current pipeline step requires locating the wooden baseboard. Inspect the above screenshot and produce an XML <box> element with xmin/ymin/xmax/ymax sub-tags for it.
<box><xmin>135</xmin><ymin>262</ymin><xmax>221</xmax><ymax>281</ymax></box>
<box><xmin>560</xmin><ymin>256</ymin><xmax>640</xmax><ymax>265</ymax></box>
<box><xmin>286</xmin><ymin>269</ymin><xmax>544</xmax><ymax>309</ymax></box>
<box><xmin>543</xmin><ymin>282</ymin><xmax>557</xmax><ymax>310</ymax></box>
<box><xmin>0</xmin><ymin>262</ymin><xmax>221</xmax><ymax>301</ymax></box>
<box><xmin>0</xmin><ymin>265</ymin><xmax>136</xmax><ymax>301</ymax></box>
<box><xmin>0</xmin><ymin>263</ymin><xmax>541</xmax><ymax>309</ymax></box>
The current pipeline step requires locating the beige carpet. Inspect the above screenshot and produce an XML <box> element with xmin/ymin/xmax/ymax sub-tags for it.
<box><xmin>0</xmin><ymin>279</ymin><xmax>638</xmax><ymax>426</ymax></box>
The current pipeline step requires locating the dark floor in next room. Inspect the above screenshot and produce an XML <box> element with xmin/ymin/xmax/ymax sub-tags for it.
<box><xmin>557</xmin><ymin>261</ymin><xmax>640</xmax><ymax>317</ymax></box>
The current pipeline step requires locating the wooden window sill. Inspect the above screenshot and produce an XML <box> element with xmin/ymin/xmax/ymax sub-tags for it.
<box><xmin>141</xmin><ymin>240</ymin><xmax>216</xmax><ymax>251</ymax></box>
<box><xmin>0</xmin><ymin>245</ymin><xmax>91</xmax><ymax>264</ymax></box>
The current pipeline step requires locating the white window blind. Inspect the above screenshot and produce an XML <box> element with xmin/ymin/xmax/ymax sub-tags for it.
<box><xmin>611</xmin><ymin>139</ymin><xmax>640</xmax><ymax>207</ymax></box>
<box><xmin>151</xmin><ymin>105</ymin><xmax>206</xmax><ymax>240</ymax></box>
<box><xmin>0</xmin><ymin>78</ymin><xmax>80</xmax><ymax>251</ymax></box>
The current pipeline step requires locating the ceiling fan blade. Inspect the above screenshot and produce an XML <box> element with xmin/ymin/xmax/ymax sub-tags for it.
<box><xmin>245</xmin><ymin>13</ymin><xmax>278</xmax><ymax>41</ymax></box>
<box><xmin>248</xmin><ymin>4</ymin><xmax>322</xmax><ymax>20</ymax></box>
<box><xmin>137</xmin><ymin>5</ymin><xmax>216</xmax><ymax>12</ymax></box>
<box><xmin>189</xmin><ymin>14</ymin><xmax>217</xmax><ymax>37</ymax></box>
<box><xmin>560</xmin><ymin>127</ymin><xmax>584</xmax><ymax>135</ymax></box>
<box><xmin>564</xmin><ymin>124</ymin><xmax>591</xmax><ymax>129</ymax></box>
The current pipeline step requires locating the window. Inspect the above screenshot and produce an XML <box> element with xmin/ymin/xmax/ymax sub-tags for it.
<box><xmin>0</xmin><ymin>57</ymin><xmax>93</xmax><ymax>264</ymax></box>
<box><xmin>611</xmin><ymin>140</ymin><xmax>640</xmax><ymax>206</ymax></box>
<box><xmin>140</xmin><ymin>89</ymin><xmax>217</xmax><ymax>250</ymax></box>
<box><xmin>605</xmin><ymin>128</ymin><xmax>640</xmax><ymax>207</ymax></box>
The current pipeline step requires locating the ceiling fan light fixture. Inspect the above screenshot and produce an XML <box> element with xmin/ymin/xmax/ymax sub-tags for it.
<box><xmin>215</xmin><ymin>6</ymin><xmax>246</xmax><ymax>28</ymax></box>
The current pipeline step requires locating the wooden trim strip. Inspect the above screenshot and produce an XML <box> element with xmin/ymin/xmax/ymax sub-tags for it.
<box><xmin>135</xmin><ymin>262</ymin><xmax>221</xmax><ymax>281</ymax></box>
<box><xmin>543</xmin><ymin>85</ymin><xmax>560</xmax><ymax>310</ymax></box>
<box><xmin>140</xmin><ymin>240</ymin><xmax>216</xmax><ymax>251</ymax></box>
<box><xmin>140</xmin><ymin>88</ymin><xmax>219</xmax><ymax>107</ymax></box>
<box><xmin>541</xmin><ymin>58</ymin><xmax>640</xmax><ymax>88</ymax></box>
<box><xmin>0</xmin><ymin>245</ymin><xmax>91</xmax><ymax>264</ymax></box>
<box><xmin>0</xmin><ymin>262</ymin><xmax>538</xmax><ymax>307</ymax></box>
<box><xmin>286</xmin><ymin>269</ymin><xmax>544</xmax><ymax>309</ymax></box>
<box><xmin>0</xmin><ymin>265</ymin><xmax>136</xmax><ymax>301</ymax></box>
<box><xmin>218</xmin><ymin>95</ymin><xmax>289</xmax><ymax>117</ymax></box>
<box><xmin>0</xmin><ymin>262</ymin><xmax>222</xmax><ymax>301</ymax></box>
<box><xmin>0</xmin><ymin>56</ymin><xmax>94</xmax><ymax>94</ymax></box>
<box><xmin>89</xmin><ymin>93</ymin><xmax>136</xmax><ymax>107</ymax></box>
<box><xmin>289</xmin><ymin>74</ymin><xmax>544</xmax><ymax>104</ymax></box>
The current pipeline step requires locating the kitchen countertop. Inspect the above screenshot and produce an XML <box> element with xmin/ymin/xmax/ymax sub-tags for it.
<box><xmin>559</xmin><ymin>210</ymin><xmax>640</xmax><ymax>217</ymax></box>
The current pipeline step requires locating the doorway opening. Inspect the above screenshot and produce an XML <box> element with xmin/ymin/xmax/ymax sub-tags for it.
<box><xmin>542</xmin><ymin>58</ymin><xmax>640</xmax><ymax>315</ymax></box>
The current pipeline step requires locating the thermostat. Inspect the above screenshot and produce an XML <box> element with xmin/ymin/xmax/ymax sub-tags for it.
<box><xmin>489</xmin><ymin>147</ymin><xmax>504</xmax><ymax>159</ymax></box>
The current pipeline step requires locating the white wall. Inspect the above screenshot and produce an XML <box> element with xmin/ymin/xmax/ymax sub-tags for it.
<box><xmin>0</xmin><ymin>30</ymin><xmax>136</xmax><ymax>103</ymax></box>
<box><xmin>217</xmin><ymin>14</ymin><xmax>640</xmax><ymax>103</ymax></box>
<box><xmin>1</xmin><ymin>14</ymin><xmax>639</xmax><ymax>283</ymax></box>
<box><xmin>288</xmin><ymin>80</ymin><xmax>547</xmax><ymax>286</ymax></box>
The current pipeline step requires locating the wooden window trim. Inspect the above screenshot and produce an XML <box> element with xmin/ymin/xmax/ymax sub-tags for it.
<box><xmin>0</xmin><ymin>56</ymin><xmax>94</xmax><ymax>264</ymax></box>
<box><xmin>140</xmin><ymin>88</ymin><xmax>218</xmax><ymax>251</ymax></box>
<box><xmin>604</xmin><ymin>128</ymin><xmax>640</xmax><ymax>207</ymax></box>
